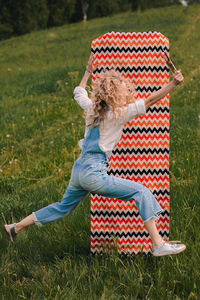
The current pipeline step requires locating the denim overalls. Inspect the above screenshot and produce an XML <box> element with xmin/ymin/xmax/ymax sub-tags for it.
<box><xmin>33</xmin><ymin>121</ymin><xmax>162</xmax><ymax>225</ymax></box>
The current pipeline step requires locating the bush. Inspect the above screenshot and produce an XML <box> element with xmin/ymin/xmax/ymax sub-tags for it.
<box><xmin>0</xmin><ymin>0</ymin><xmax>49</xmax><ymax>39</ymax></box>
<box><xmin>0</xmin><ymin>23</ymin><xmax>13</xmax><ymax>40</ymax></box>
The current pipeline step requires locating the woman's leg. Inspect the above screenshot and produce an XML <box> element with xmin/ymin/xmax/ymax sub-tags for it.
<box><xmin>15</xmin><ymin>213</ymin><xmax>35</xmax><ymax>232</ymax></box>
<box><xmin>33</xmin><ymin>183</ymin><xmax>88</xmax><ymax>226</ymax></box>
<box><xmin>80</xmin><ymin>170</ymin><xmax>186</xmax><ymax>255</ymax></box>
<box><xmin>4</xmin><ymin>181</ymin><xmax>88</xmax><ymax>242</ymax></box>
<box><xmin>144</xmin><ymin>217</ymin><xmax>163</xmax><ymax>246</ymax></box>
<box><xmin>80</xmin><ymin>172</ymin><xmax>162</xmax><ymax>225</ymax></box>
<box><xmin>4</xmin><ymin>214</ymin><xmax>34</xmax><ymax>243</ymax></box>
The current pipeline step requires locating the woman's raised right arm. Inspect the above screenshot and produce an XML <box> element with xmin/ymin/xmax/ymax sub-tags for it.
<box><xmin>74</xmin><ymin>86</ymin><xmax>92</xmax><ymax>110</ymax></box>
<box><xmin>74</xmin><ymin>54</ymin><xmax>97</xmax><ymax>110</ymax></box>
<box><xmin>144</xmin><ymin>70</ymin><xmax>184</xmax><ymax>110</ymax></box>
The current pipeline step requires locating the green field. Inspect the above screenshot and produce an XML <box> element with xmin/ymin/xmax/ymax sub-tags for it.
<box><xmin>0</xmin><ymin>4</ymin><xmax>200</xmax><ymax>299</ymax></box>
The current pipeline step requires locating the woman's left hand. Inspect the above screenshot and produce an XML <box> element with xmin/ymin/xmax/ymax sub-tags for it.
<box><xmin>172</xmin><ymin>69</ymin><xmax>184</xmax><ymax>86</ymax></box>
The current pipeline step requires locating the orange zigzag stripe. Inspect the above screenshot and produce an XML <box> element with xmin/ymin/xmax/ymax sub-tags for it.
<box><xmin>93</xmin><ymin>73</ymin><xmax>169</xmax><ymax>80</ymax></box>
<box><xmin>91</xmin><ymin>201</ymin><xmax>169</xmax><ymax>212</ymax></box>
<box><xmin>90</xmin><ymin>244</ymin><xmax>151</xmax><ymax>253</ymax></box>
<box><xmin>98</xmin><ymin>32</ymin><xmax>167</xmax><ymax>40</ymax></box>
<box><xmin>91</xmin><ymin>203</ymin><xmax>137</xmax><ymax>211</ymax></box>
<box><xmin>91</xmin><ymin>224</ymin><xmax>169</xmax><ymax>232</ymax></box>
<box><xmin>133</xmin><ymin>97</ymin><xmax>169</xmax><ymax>103</ymax></box>
<box><xmin>94</xmin><ymin>53</ymin><xmax>165</xmax><ymax>60</ymax></box>
<box><xmin>109</xmin><ymin>161</ymin><xmax>169</xmax><ymax>169</ymax></box>
<box><xmin>95</xmin><ymin>59</ymin><xmax>166</xmax><ymax>66</ymax></box>
<box><xmin>92</xmin><ymin>39</ymin><xmax>167</xmax><ymax>47</ymax></box>
<box><xmin>117</xmin><ymin>140</ymin><xmax>169</xmax><ymax>148</ymax></box>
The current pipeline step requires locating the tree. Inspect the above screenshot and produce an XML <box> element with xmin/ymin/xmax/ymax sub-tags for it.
<box><xmin>81</xmin><ymin>0</ymin><xmax>89</xmax><ymax>21</ymax></box>
<box><xmin>0</xmin><ymin>0</ymin><xmax>49</xmax><ymax>38</ymax></box>
<box><xmin>87</xmin><ymin>0</ymin><xmax>131</xmax><ymax>19</ymax></box>
<box><xmin>129</xmin><ymin>0</ymin><xmax>180</xmax><ymax>11</ymax></box>
<box><xmin>47</xmin><ymin>0</ymin><xmax>77</xmax><ymax>27</ymax></box>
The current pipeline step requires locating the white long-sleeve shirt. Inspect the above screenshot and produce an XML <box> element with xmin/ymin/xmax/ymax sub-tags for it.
<box><xmin>74</xmin><ymin>86</ymin><xmax>146</xmax><ymax>155</ymax></box>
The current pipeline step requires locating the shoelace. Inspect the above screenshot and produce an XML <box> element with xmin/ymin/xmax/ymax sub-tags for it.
<box><xmin>166</xmin><ymin>241</ymin><xmax>182</xmax><ymax>244</ymax></box>
<box><xmin>163</xmin><ymin>241</ymin><xmax>182</xmax><ymax>249</ymax></box>
<box><xmin>155</xmin><ymin>240</ymin><xmax>182</xmax><ymax>249</ymax></box>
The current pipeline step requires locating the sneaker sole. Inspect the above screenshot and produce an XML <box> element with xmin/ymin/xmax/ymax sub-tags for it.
<box><xmin>4</xmin><ymin>224</ymin><xmax>15</xmax><ymax>243</ymax></box>
<box><xmin>153</xmin><ymin>245</ymin><xmax>186</xmax><ymax>257</ymax></box>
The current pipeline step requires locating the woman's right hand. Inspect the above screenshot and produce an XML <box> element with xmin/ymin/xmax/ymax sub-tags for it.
<box><xmin>86</xmin><ymin>54</ymin><xmax>97</xmax><ymax>74</ymax></box>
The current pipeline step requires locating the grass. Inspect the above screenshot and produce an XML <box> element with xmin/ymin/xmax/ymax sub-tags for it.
<box><xmin>0</xmin><ymin>4</ymin><xmax>200</xmax><ymax>299</ymax></box>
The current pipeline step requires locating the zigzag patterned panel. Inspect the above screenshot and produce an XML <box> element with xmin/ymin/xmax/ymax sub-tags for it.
<box><xmin>90</xmin><ymin>32</ymin><xmax>170</xmax><ymax>255</ymax></box>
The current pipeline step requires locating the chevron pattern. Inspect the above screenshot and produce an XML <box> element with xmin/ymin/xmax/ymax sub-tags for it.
<box><xmin>90</xmin><ymin>31</ymin><xmax>170</xmax><ymax>255</ymax></box>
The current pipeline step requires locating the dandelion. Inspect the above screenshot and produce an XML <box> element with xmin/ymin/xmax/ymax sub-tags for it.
<box><xmin>49</xmin><ymin>32</ymin><xmax>56</xmax><ymax>38</ymax></box>
<box><xmin>6</xmin><ymin>134</ymin><xmax>11</xmax><ymax>138</ymax></box>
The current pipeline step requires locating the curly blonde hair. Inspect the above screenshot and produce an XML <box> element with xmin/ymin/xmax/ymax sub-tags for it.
<box><xmin>86</xmin><ymin>69</ymin><xmax>136</xmax><ymax>127</ymax></box>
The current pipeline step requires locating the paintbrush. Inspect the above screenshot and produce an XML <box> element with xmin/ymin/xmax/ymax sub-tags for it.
<box><xmin>163</xmin><ymin>50</ymin><xmax>177</xmax><ymax>73</ymax></box>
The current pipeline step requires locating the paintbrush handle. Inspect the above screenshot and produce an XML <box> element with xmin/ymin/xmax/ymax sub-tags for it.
<box><xmin>163</xmin><ymin>51</ymin><xmax>177</xmax><ymax>73</ymax></box>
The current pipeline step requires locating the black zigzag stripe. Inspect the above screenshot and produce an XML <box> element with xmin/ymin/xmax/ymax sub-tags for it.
<box><xmin>91</xmin><ymin>208</ymin><xmax>170</xmax><ymax>217</ymax></box>
<box><xmin>108</xmin><ymin>170</ymin><xmax>169</xmax><ymax>177</ymax></box>
<box><xmin>91</xmin><ymin>231</ymin><xmax>150</xmax><ymax>238</ymax></box>
<box><xmin>90</xmin><ymin>250</ymin><xmax>151</xmax><ymax>255</ymax></box>
<box><xmin>92</xmin><ymin>189</ymin><xmax>170</xmax><ymax>197</ymax></box>
<box><xmin>112</xmin><ymin>148</ymin><xmax>169</xmax><ymax>156</ymax></box>
<box><xmin>93</xmin><ymin>66</ymin><xmax>168</xmax><ymax>74</ymax></box>
<box><xmin>116</xmin><ymin>66</ymin><xmax>169</xmax><ymax>73</ymax></box>
<box><xmin>108</xmin><ymin>168</ymin><xmax>169</xmax><ymax>177</ymax></box>
<box><xmin>90</xmin><ymin>250</ymin><xmax>104</xmax><ymax>255</ymax></box>
<box><xmin>122</xmin><ymin>127</ymin><xmax>169</xmax><ymax>134</ymax></box>
<box><xmin>159</xmin><ymin>231</ymin><xmax>169</xmax><ymax>238</ymax></box>
<box><xmin>136</xmin><ymin>86</ymin><xmax>162</xmax><ymax>93</ymax></box>
<box><xmin>91</xmin><ymin>46</ymin><xmax>166</xmax><ymax>53</ymax></box>
<box><xmin>91</xmin><ymin>230</ymin><xmax>169</xmax><ymax>240</ymax></box>
<box><xmin>159</xmin><ymin>210</ymin><xmax>170</xmax><ymax>217</ymax></box>
<box><xmin>153</xmin><ymin>189</ymin><xmax>170</xmax><ymax>196</ymax></box>
<box><xmin>147</xmin><ymin>107</ymin><xmax>169</xmax><ymax>113</ymax></box>
<box><xmin>91</xmin><ymin>211</ymin><xmax>139</xmax><ymax>218</ymax></box>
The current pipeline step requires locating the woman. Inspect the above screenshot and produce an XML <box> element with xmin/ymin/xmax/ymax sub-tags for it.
<box><xmin>5</xmin><ymin>54</ymin><xmax>186</xmax><ymax>256</ymax></box>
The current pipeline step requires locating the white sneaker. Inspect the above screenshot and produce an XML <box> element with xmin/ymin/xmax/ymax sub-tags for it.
<box><xmin>152</xmin><ymin>241</ymin><xmax>186</xmax><ymax>256</ymax></box>
<box><xmin>4</xmin><ymin>223</ymin><xmax>18</xmax><ymax>243</ymax></box>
